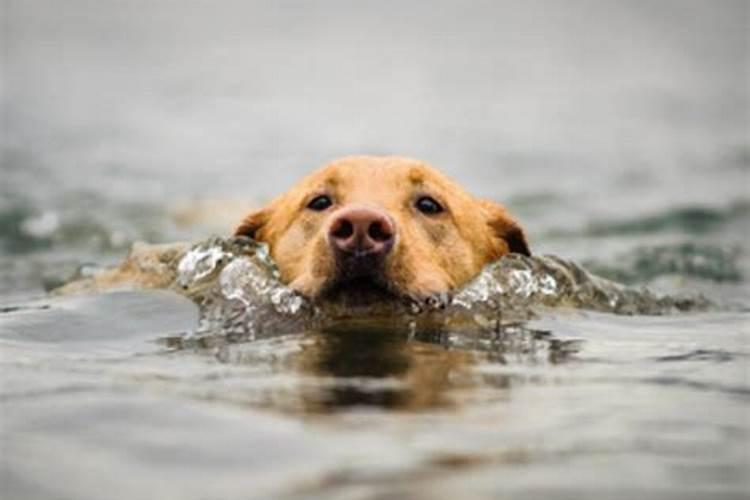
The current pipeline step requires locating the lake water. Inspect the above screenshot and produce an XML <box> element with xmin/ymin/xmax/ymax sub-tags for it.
<box><xmin>1</xmin><ymin>1</ymin><xmax>749</xmax><ymax>499</ymax></box>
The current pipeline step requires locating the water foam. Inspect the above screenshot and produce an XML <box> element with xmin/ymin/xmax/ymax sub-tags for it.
<box><xmin>167</xmin><ymin>237</ymin><xmax>712</xmax><ymax>346</ymax></box>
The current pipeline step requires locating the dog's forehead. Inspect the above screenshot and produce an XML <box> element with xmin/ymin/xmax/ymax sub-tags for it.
<box><xmin>308</xmin><ymin>157</ymin><xmax>454</xmax><ymax>193</ymax></box>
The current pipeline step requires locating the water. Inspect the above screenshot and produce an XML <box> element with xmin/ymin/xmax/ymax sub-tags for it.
<box><xmin>1</xmin><ymin>1</ymin><xmax>749</xmax><ymax>499</ymax></box>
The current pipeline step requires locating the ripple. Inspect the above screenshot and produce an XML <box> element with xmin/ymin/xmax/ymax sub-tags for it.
<box><xmin>586</xmin><ymin>202</ymin><xmax>749</xmax><ymax>236</ymax></box>
<box><xmin>654</xmin><ymin>349</ymin><xmax>736</xmax><ymax>363</ymax></box>
<box><xmin>584</xmin><ymin>243</ymin><xmax>742</xmax><ymax>284</ymax></box>
<box><xmin>156</xmin><ymin>237</ymin><xmax>714</xmax><ymax>346</ymax></box>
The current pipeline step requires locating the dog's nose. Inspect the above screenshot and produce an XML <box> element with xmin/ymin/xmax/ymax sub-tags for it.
<box><xmin>328</xmin><ymin>206</ymin><xmax>395</xmax><ymax>256</ymax></box>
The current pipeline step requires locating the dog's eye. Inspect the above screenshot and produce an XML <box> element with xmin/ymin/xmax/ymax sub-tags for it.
<box><xmin>415</xmin><ymin>196</ymin><xmax>444</xmax><ymax>215</ymax></box>
<box><xmin>307</xmin><ymin>195</ymin><xmax>333</xmax><ymax>211</ymax></box>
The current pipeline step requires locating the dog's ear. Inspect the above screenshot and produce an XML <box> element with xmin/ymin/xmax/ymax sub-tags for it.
<box><xmin>480</xmin><ymin>199</ymin><xmax>531</xmax><ymax>256</ymax></box>
<box><xmin>234</xmin><ymin>207</ymin><xmax>271</xmax><ymax>241</ymax></box>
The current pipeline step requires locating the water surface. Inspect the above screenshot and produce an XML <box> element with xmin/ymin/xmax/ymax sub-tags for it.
<box><xmin>1</xmin><ymin>1</ymin><xmax>748</xmax><ymax>499</ymax></box>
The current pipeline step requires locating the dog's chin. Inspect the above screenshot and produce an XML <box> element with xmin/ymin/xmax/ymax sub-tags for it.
<box><xmin>317</xmin><ymin>275</ymin><xmax>403</xmax><ymax>308</ymax></box>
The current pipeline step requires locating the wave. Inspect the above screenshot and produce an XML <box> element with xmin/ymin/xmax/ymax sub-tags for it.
<box><xmin>583</xmin><ymin>242</ymin><xmax>742</xmax><ymax>284</ymax></box>
<box><xmin>585</xmin><ymin>202</ymin><xmax>750</xmax><ymax>237</ymax></box>
<box><xmin>148</xmin><ymin>237</ymin><xmax>713</xmax><ymax>346</ymax></box>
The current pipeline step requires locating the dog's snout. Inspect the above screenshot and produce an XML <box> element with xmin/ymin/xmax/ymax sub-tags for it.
<box><xmin>328</xmin><ymin>206</ymin><xmax>395</xmax><ymax>256</ymax></box>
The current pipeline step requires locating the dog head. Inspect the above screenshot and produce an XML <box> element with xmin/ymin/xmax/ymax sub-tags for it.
<box><xmin>235</xmin><ymin>156</ymin><xmax>529</xmax><ymax>303</ymax></box>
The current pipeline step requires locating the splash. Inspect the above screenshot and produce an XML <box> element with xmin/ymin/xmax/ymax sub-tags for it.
<box><xmin>172</xmin><ymin>237</ymin><xmax>309</xmax><ymax>345</ymax></box>
<box><xmin>164</xmin><ymin>237</ymin><xmax>712</xmax><ymax>347</ymax></box>
<box><xmin>455</xmin><ymin>254</ymin><xmax>711</xmax><ymax>316</ymax></box>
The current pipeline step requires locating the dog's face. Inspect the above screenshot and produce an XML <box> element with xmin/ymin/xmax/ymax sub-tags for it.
<box><xmin>235</xmin><ymin>156</ymin><xmax>529</xmax><ymax>303</ymax></box>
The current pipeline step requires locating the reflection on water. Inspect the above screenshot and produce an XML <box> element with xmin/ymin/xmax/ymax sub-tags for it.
<box><xmin>0</xmin><ymin>286</ymin><xmax>750</xmax><ymax>500</ymax></box>
<box><xmin>301</xmin><ymin>322</ymin><xmax>456</xmax><ymax>412</ymax></box>
<box><xmin>199</xmin><ymin>314</ymin><xmax>582</xmax><ymax>415</ymax></box>
<box><xmin>2</xmin><ymin>290</ymin><xmax>746</xmax><ymax>500</ymax></box>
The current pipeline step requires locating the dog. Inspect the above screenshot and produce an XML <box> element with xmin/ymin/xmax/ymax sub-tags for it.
<box><xmin>235</xmin><ymin>156</ymin><xmax>529</xmax><ymax>304</ymax></box>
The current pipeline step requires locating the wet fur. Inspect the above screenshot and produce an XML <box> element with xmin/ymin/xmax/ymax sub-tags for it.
<box><xmin>235</xmin><ymin>156</ymin><xmax>530</xmax><ymax>302</ymax></box>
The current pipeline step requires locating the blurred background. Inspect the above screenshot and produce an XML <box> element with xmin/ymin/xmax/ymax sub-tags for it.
<box><xmin>1</xmin><ymin>0</ymin><xmax>748</xmax><ymax>299</ymax></box>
